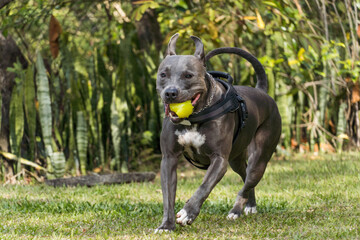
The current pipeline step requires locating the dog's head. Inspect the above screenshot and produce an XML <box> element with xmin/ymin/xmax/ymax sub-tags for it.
<box><xmin>156</xmin><ymin>33</ymin><xmax>209</xmax><ymax>124</ymax></box>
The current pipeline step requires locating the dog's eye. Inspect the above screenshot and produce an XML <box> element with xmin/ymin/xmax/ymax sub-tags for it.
<box><xmin>184</xmin><ymin>74</ymin><xmax>193</xmax><ymax>79</ymax></box>
<box><xmin>160</xmin><ymin>73</ymin><xmax>166</xmax><ymax>78</ymax></box>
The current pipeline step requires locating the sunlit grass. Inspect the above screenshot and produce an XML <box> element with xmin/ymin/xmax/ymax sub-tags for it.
<box><xmin>0</xmin><ymin>153</ymin><xmax>359</xmax><ymax>239</ymax></box>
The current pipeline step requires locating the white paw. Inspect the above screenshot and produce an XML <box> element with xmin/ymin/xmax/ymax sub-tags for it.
<box><xmin>244</xmin><ymin>206</ymin><xmax>257</xmax><ymax>215</ymax></box>
<box><xmin>154</xmin><ymin>228</ymin><xmax>170</xmax><ymax>234</ymax></box>
<box><xmin>227</xmin><ymin>213</ymin><xmax>239</xmax><ymax>220</ymax></box>
<box><xmin>176</xmin><ymin>209</ymin><xmax>190</xmax><ymax>226</ymax></box>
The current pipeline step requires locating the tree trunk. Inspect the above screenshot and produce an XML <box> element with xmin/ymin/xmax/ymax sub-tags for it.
<box><xmin>0</xmin><ymin>0</ymin><xmax>14</xmax><ymax>9</ymax></box>
<box><xmin>0</xmin><ymin>33</ymin><xmax>27</xmax><ymax>182</ymax></box>
<box><xmin>134</xmin><ymin>7</ymin><xmax>163</xmax><ymax>51</ymax></box>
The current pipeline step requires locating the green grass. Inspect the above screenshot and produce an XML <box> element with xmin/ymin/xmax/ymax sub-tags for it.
<box><xmin>1</xmin><ymin>153</ymin><xmax>360</xmax><ymax>239</ymax></box>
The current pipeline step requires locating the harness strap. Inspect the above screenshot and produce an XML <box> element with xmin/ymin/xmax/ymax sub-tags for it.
<box><xmin>232</xmin><ymin>95</ymin><xmax>248</xmax><ymax>144</ymax></box>
<box><xmin>187</xmin><ymin>79</ymin><xmax>240</xmax><ymax>124</ymax></box>
<box><xmin>207</xmin><ymin>71</ymin><xmax>234</xmax><ymax>84</ymax></box>
<box><xmin>183</xmin><ymin>71</ymin><xmax>248</xmax><ymax>170</ymax></box>
<box><xmin>184</xmin><ymin>154</ymin><xmax>209</xmax><ymax>170</ymax></box>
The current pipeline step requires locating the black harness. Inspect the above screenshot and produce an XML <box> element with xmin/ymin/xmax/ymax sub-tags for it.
<box><xmin>182</xmin><ymin>71</ymin><xmax>248</xmax><ymax>170</ymax></box>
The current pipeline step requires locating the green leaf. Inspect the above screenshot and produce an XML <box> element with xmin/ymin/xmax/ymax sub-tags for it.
<box><xmin>50</xmin><ymin>152</ymin><xmax>66</xmax><ymax>178</ymax></box>
<box><xmin>131</xmin><ymin>1</ymin><xmax>160</xmax><ymax>21</ymax></box>
<box><xmin>0</xmin><ymin>88</ymin><xmax>2</xmax><ymax>128</ymax></box>
<box><xmin>314</xmin><ymin>70</ymin><xmax>326</xmax><ymax>77</ymax></box>
<box><xmin>53</xmin><ymin>125</ymin><xmax>63</xmax><ymax>146</ymax></box>
<box><xmin>36</xmin><ymin>51</ymin><xmax>55</xmax><ymax>175</ymax></box>
<box><xmin>23</xmin><ymin>66</ymin><xmax>36</xmax><ymax>160</ymax></box>
<box><xmin>262</xmin><ymin>1</ymin><xmax>279</xmax><ymax>8</ymax></box>
<box><xmin>111</xmin><ymin>91</ymin><xmax>121</xmax><ymax>171</ymax></box>
<box><xmin>9</xmin><ymin>85</ymin><xmax>24</xmax><ymax>156</ymax></box>
<box><xmin>76</xmin><ymin>111</ymin><xmax>88</xmax><ymax>175</ymax></box>
<box><xmin>36</xmin><ymin>51</ymin><xmax>53</xmax><ymax>155</ymax></box>
<box><xmin>336</xmin><ymin>102</ymin><xmax>347</xmax><ymax>152</ymax></box>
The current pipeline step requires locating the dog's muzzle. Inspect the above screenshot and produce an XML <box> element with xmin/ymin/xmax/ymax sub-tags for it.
<box><xmin>164</xmin><ymin>93</ymin><xmax>201</xmax><ymax>124</ymax></box>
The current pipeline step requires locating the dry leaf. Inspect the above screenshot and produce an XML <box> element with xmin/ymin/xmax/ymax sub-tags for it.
<box><xmin>255</xmin><ymin>9</ymin><xmax>265</xmax><ymax>30</ymax></box>
<box><xmin>313</xmin><ymin>143</ymin><xmax>319</xmax><ymax>152</ymax></box>
<box><xmin>242</xmin><ymin>16</ymin><xmax>257</xmax><ymax>20</ymax></box>
<box><xmin>49</xmin><ymin>15</ymin><xmax>62</xmax><ymax>58</ymax></box>
<box><xmin>319</xmin><ymin>143</ymin><xmax>335</xmax><ymax>153</ymax></box>
<box><xmin>338</xmin><ymin>133</ymin><xmax>349</xmax><ymax>140</ymax></box>
<box><xmin>351</xmin><ymin>82</ymin><xmax>360</xmax><ymax>104</ymax></box>
<box><xmin>293</xmin><ymin>0</ymin><xmax>304</xmax><ymax>15</ymax></box>
<box><xmin>291</xmin><ymin>138</ymin><xmax>298</xmax><ymax>148</ymax></box>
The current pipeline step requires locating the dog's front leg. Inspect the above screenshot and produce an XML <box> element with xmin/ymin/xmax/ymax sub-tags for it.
<box><xmin>176</xmin><ymin>154</ymin><xmax>228</xmax><ymax>226</ymax></box>
<box><xmin>155</xmin><ymin>155</ymin><xmax>179</xmax><ymax>232</ymax></box>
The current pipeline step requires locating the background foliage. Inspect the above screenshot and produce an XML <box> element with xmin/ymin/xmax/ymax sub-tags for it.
<box><xmin>0</xmin><ymin>0</ymin><xmax>359</xmax><ymax>182</ymax></box>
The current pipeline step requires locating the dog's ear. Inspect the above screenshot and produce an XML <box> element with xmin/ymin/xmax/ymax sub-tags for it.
<box><xmin>166</xmin><ymin>33</ymin><xmax>179</xmax><ymax>56</ymax></box>
<box><xmin>190</xmin><ymin>36</ymin><xmax>205</xmax><ymax>65</ymax></box>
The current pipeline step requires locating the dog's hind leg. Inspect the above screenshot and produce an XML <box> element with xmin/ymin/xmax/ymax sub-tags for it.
<box><xmin>227</xmin><ymin>143</ymin><xmax>269</xmax><ymax>219</ymax></box>
<box><xmin>228</xmin><ymin>151</ymin><xmax>257</xmax><ymax>219</ymax></box>
<box><xmin>228</xmin><ymin>152</ymin><xmax>257</xmax><ymax>219</ymax></box>
<box><xmin>228</xmin><ymin>116</ymin><xmax>281</xmax><ymax>219</ymax></box>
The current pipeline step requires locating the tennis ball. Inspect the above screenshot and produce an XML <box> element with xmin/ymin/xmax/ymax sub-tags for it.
<box><xmin>169</xmin><ymin>100</ymin><xmax>194</xmax><ymax>118</ymax></box>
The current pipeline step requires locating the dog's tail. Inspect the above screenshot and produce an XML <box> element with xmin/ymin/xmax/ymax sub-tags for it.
<box><xmin>205</xmin><ymin>47</ymin><xmax>268</xmax><ymax>92</ymax></box>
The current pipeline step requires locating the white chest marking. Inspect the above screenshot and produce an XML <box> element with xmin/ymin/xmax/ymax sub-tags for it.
<box><xmin>175</xmin><ymin>127</ymin><xmax>206</xmax><ymax>153</ymax></box>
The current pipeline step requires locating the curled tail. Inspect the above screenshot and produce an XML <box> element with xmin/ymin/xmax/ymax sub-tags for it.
<box><xmin>205</xmin><ymin>47</ymin><xmax>268</xmax><ymax>92</ymax></box>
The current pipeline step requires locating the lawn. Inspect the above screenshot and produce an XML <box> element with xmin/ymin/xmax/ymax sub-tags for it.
<box><xmin>0</xmin><ymin>153</ymin><xmax>359</xmax><ymax>239</ymax></box>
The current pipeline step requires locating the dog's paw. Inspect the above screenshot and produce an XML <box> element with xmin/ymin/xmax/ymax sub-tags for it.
<box><xmin>244</xmin><ymin>206</ymin><xmax>257</xmax><ymax>215</ymax></box>
<box><xmin>154</xmin><ymin>228</ymin><xmax>171</xmax><ymax>234</ymax></box>
<box><xmin>227</xmin><ymin>212</ymin><xmax>240</xmax><ymax>220</ymax></box>
<box><xmin>176</xmin><ymin>209</ymin><xmax>193</xmax><ymax>226</ymax></box>
<box><xmin>154</xmin><ymin>221</ymin><xmax>175</xmax><ymax>233</ymax></box>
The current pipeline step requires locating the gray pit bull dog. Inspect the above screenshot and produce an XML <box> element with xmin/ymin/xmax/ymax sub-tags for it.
<box><xmin>155</xmin><ymin>33</ymin><xmax>281</xmax><ymax>232</ymax></box>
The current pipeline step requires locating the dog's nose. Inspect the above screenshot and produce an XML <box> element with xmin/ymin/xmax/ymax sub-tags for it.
<box><xmin>164</xmin><ymin>88</ymin><xmax>179</xmax><ymax>101</ymax></box>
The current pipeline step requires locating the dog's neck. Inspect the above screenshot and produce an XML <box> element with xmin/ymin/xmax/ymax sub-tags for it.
<box><xmin>193</xmin><ymin>73</ymin><xmax>225</xmax><ymax>114</ymax></box>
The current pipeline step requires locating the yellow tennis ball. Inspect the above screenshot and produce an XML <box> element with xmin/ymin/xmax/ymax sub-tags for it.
<box><xmin>169</xmin><ymin>100</ymin><xmax>194</xmax><ymax>118</ymax></box>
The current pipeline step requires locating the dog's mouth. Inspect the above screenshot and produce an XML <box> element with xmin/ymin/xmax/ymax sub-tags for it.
<box><xmin>165</xmin><ymin>93</ymin><xmax>201</xmax><ymax>123</ymax></box>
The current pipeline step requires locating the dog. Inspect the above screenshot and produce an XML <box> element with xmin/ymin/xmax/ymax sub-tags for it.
<box><xmin>155</xmin><ymin>33</ymin><xmax>281</xmax><ymax>232</ymax></box>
